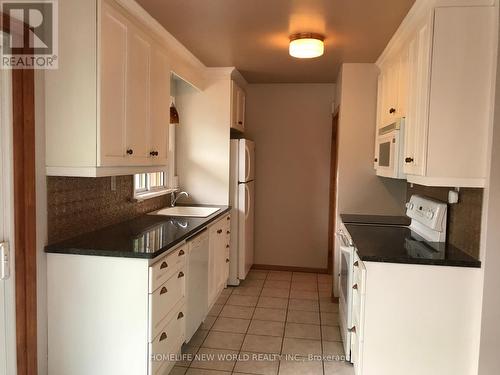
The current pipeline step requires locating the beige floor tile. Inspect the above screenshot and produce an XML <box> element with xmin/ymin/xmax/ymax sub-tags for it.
<box><xmin>267</xmin><ymin>271</ymin><xmax>292</xmax><ymax>281</ymax></box>
<box><xmin>227</xmin><ymin>295</ymin><xmax>259</xmax><ymax>307</ymax></box>
<box><xmin>278</xmin><ymin>358</ymin><xmax>323</xmax><ymax>375</ymax></box>
<box><xmin>257</xmin><ymin>296</ymin><xmax>289</xmax><ymax>309</ymax></box>
<box><xmin>232</xmin><ymin>286</ymin><xmax>262</xmax><ymax>296</ymax></box>
<box><xmin>285</xmin><ymin>322</ymin><xmax>321</xmax><ymax>340</ymax></box>
<box><xmin>202</xmin><ymin>331</ymin><xmax>245</xmax><ymax>351</ymax></box>
<box><xmin>288</xmin><ymin>298</ymin><xmax>319</xmax><ymax>312</ymax></box>
<box><xmin>216</xmin><ymin>294</ymin><xmax>230</xmax><ymax>305</ymax></box>
<box><xmin>240</xmin><ymin>279</ymin><xmax>265</xmax><ymax>288</ymax></box>
<box><xmin>248</xmin><ymin>320</ymin><xmax>285</xmax><ymax>337</ymax></box>
<box><xmin>322</xmin><ymin>341</ymin><xmax>345</xmax><ymax>358</ymax></box>
<box><xmin>282</xmin><ymin>337</ymin><xmax>322</xmax><ymax>357</ymax></box>
<box><xmin>291</xmin><ymin>273</ymin><xmax>318</xmax><ymax>283</ymax></box>
<box><xmin>264</xmin><ymin>280</ymin><xmax>291</xmax><ymax>289</ymax></box>
<box><xmin>320</xmin><ymin>312</ymin><xmax>339</xmax><ymax>327</ymax></box>
<box><xmin>188</xmin><ymin>329</ymin><xmax>209</xmax><ymax>346</ymax></box>
<box><xmin>220</xmin><ymin>305</ymin><xmax>255</xmax><ymax>320</ymax></box>
<box><xmin>289</xmin><ymin>290</ymin><xmax>318</xmax><ymax>301</ymax></box>
<box><xmin>212</xmin><ymin>317</ymin><xmax>251</xmax><ymax>334</ymax></box>
<box><xmin>317</xmin><ymin>274</ymin><xmax>333</xmax><ymax>284</ymax></box>
<box><xmin>186</xmin><ymin>369</ymin><xmax>232</xmax><ymax>375</ymax></box>
<box><xmin>261</xmin><ymin>287</ymin><xmax>290</xmax><ymax>298</ymax></box>
<box><xmin>241</xmin><ymin>334</ymin><xmax>283</xmax><ymax>354</ymax></box>
<box><xmin>322</xmin><ymin>326</ymin><xmax>342</xmax><ymax>342</ymax></box>
<box><xmin>247</xmin><ymin>270</ymin><xmax>269</xmax><ymax>280</ymax></box>
<box><xmin>290</xmin><ymin>282</ymin><xmax>318</xmax><ymax>292</ymax></box>
<box><xmin>176</xmin><ymin>344</ymin><xmax>199</xmax><ymax>367</ymax></box>
<box><xmin>189</xmin><ymin>347</ymin><xmax>238</xmax><ymax>372</ymax></box>
<box><xmin>208</xmin><ymin>304</ymin><xmax>224</xmax><ymax>317</ymax></box>
<box><xmin>220</xmin><ymin>288</ymin><xmax>233</xmax><ymax>296</ymax></box>
<box><xmin>286</xmin><ymin>310</ymin><xmax>320</xmax><ymax>325</ymax></box>
<box><xmin>320</xmin><ymin>302</ymin><xmax>339</xmax><ymax>313</ymax></box>
<box><xmin>169</xmin><ymin>366</ymin><xmax>188</xmax><ymax>375</ymax></box>
<box><xmin>234</xmin><ymin>352</ymin><xmax>280</xmax><ymax>375</ymax></box>
<box><xmin>201</xmin><ymin>315</ymin><xmax>217</xmax><ymax>330</ymax></box>
<box><xmin>323</xmin><ymin>360</ymin><xmax>354</xmax><ymax>375</ymax></box>
<box><xmin>253</xmin><ymin>307</ymin><xmax>287</xmax><ymax>322</ymax></box>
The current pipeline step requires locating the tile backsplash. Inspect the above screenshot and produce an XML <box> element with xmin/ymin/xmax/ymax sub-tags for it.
<box><xmin>47</xmin><ymin>176</ymin><xmax>170</xmax><ymax>243</ymax></box>
<box><xmin>407</xmin><ymin>183</ymin><xmax>483</xmax><ymax>258</ymax></box>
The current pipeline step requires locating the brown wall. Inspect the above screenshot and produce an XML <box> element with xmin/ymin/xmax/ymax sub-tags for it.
<box><xmin>407</xmin><ymin>183</ymin><xmax>483</xmax><ymax>258</ymax></box>
<box><xmin>245</xmin><ymin>83</ymin><xmax>335</xmax><ymax>270</ymax></box>
<box><xmin>47</xmin><ymin>176</ymin><xmax>170</xmax><ymax>243</ymax></box>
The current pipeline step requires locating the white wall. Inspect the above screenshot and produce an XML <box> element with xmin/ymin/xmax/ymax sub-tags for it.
<box><xmin>175</xmin><ymin>75</ymin><xmax>231</xmax><ymax>205</ymax></box>
<box><xmin>478</xmin><ymin>7</ymin><xmax>500</xmax><ymax>372</ymax></box>
<box><xmin>245</xmin><ymin>84</ymin><xmax>335</xmax><ymax>270</ymax></box>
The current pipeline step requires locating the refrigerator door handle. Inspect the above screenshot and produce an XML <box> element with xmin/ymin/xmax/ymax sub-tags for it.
<box><xmin>245</xmin><ymin>144</ymin><xmax>251</xmax><ymax>182</ymax></box>
<box><xmin>245</xmin><ymin>184</ymin><xmax>250</xmax><ymax>220</ymax></box>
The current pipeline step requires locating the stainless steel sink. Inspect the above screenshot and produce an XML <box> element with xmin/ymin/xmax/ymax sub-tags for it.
<box><xmin>152</xmin><ymin>206</ymin><xmax>221</xmax><ymax>218</ymax></box>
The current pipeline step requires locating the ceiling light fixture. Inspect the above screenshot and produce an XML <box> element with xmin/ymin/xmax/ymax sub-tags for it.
<box><xmin>289</xmin><ymin>33</ymin><xmax>325</xmax><ymax>58</ymax></box>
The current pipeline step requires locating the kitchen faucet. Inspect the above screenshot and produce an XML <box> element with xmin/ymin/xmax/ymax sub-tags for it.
<box><xmin>171</xmin><ymin>191</ymin><xmax>189</xmax><ymax>207</ymax></box>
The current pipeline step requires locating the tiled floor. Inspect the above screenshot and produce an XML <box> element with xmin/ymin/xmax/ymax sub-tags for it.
<box><xmin>170</xmin><ymin>270</ymin><xmax>354</xmax><ymax>375</ymax></box>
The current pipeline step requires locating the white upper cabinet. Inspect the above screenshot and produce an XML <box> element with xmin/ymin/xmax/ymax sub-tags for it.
<box><xmin>46</xmin><ymin>0</ymin><xmax>171</xmax><ymax>176</ymax></box>
<box><xmin>231</xmin><ymin>80</ymin><xmax>246</xmax><ymax>132</ymax></box>
<box><xmin>376</xmin><ymin>2</ymin><xmax>496</xmax><ymax>187</ymax></box>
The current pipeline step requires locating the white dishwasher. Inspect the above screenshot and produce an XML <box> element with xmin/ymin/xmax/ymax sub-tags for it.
<box><xmin>185</xmin><ymin>229</ymin><xmax>209</xmax><ymax>342</ymax></box>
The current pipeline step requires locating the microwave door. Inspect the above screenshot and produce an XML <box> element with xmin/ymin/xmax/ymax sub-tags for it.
<box><xmin>376</xmin><ymin>132</ymin><xmax>397</xmax><ymax>178</ymax></box>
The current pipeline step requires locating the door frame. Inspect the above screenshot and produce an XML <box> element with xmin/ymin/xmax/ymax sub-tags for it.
<box><xmin>327</xmin><ymin>113</ymin><xmax>339</xmax><ymax>276</ymax></box>
<box><xmin>1</xmin><ymin>12</ymin><xmax>38</xmax><ymax>375</ymax></box>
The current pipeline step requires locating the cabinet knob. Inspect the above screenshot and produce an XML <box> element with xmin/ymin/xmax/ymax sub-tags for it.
<box><xmin>405</xmin><ymin>157</ymin><xmax>414</xmax><ymax>163</ymax></box>
<box><xmin>178</xmin><ymin>271</ymin><xmax>184</xmax><ymax>278</ymax></box>
<box><xmin>178</xmin><ymin>249</ymin><xmax>185</xmax><ymax>256</ymax></box>
<box><xmin>126</xmin><ymin>149</ymin><xmax>134</xmax><ymax>155</ymax></box>
<box><xmin>226</xmin><ymin>244</ymin><xmax>230</xmax><ymax>248</ymax></box>
<box><xmin>159</xmin><ymin>332</ymin><xmax>167</xmax><ymax>341</ymax></box>
<box><xmin>150</xmin><ymin>151</ymin><xmax>159</xmax><ymax>156</ymax></box>
<box><xmin>389</xmin><ymin>108</ymin><xmax>396</xmax><ymax>114</ymax></box>
<box><xmin>177</xmin><ymin>311</ymin><xmax>184</xmax><ymax>320</ymax></box>
<box><xmin>238</xmin><ymin>121</ymin><xmax>243</xmax><ymax>125</ymax></box>
<box><xmin>160</xmin><ymin>286</ymin><xmax>168</xmax><ymax>295</ymax></box>
<box><xmin>226</xmin><ymin>216</ymin><xmax>230</xmax><ymax>221</ymax></box>
<box><xmin>160</xmin><ymin>262</ymin><xmax>168</xmax><ymax>269</ymax></box>
<box><xmin>348</xmin><ymin>326</ymin><xmax>357</xmax><ymax>334</ymax></box>
<box><xmin>226</xmin><ymin>230</ymin><xmax>230</xmax><ymax>234</ymax></box>
<box><xmin>226</xmin><ymin>258</ymin><xmax>230</xmax><ymax>263</ymax></box>
<box><xmin>353</xmin><ymin>284</ymin><xmax>358</xmax><ymax>290</ymax></box>
<box><xmin>374</xmin><ymin>158</ymin><xmax>378</xmax><ymax>162</ymax></box>
<box><xmin>217</xmin><ymin>229</ymin><xmax>223</xmax><ymax>234</ymax></box>
<box><xmin>353</xmin><ymin>261</ymin><xmax>359</xmax><ymax>267</ymax></box>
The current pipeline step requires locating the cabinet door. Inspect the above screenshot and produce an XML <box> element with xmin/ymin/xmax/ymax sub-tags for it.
<box><xmin>150</xmin><ymin>46</ymin><xmax>170</xmax><ymax>166</ymax></box>
<box><xmin>208</xmin><ymin>225</ymin><xmax>219</xmax><ymax>306</ymax></box>
<box><xmin>126</xmin><ymin>26</ymin><xmax>152</xmax><ymax>165</ymax></box>
<box><xmin>99</xmin><ymin>2</ymin><xmax>127</xmax><ymax>166</ymax></box>
<box><xmin>237</xmin><ymin>87</ymin><xmax>246</xmax><ymax>131</ymax></box>
<box><xmin>404</xmin><ymin>17</ymin><xmax>432</xmax><ymax>176</ymax></box>
<box><xmin>397</xmin><ymin>47</ymin><xmax>409</xmax><ymax>119</ymax></box>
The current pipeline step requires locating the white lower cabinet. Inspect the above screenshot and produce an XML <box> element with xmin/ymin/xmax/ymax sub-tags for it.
<box><xmin>208</xmin><ymin>215</ymin><xmax>231</xmax><ymax>308</ymax></box>
<box><xmin>350</xmin><ymin>251</ymin><xmax>483</xmax><ymax>375</ymax></box>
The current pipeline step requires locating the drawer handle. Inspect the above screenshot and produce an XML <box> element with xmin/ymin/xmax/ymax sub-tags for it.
<box><xmin>353</xmin><ymin>284</ymin><xmax>358</xmax><ymax>290</ymax></box>
<box><xmin>160</xmin><ymin>262</ymin><xmax>168</xmax><ymax>269</ymax></box>
<box><xmin>226</xmin><ymin>258</ymin><xmax>230</xmax><ymax>263</ymax></box>
<box><xmin>177</xmin><ymin>312</ymin><xmax>184</xmax><ymax>320</ymax></box>
<box><xmin>160</xmin><ymin>286</ymin><xmax>168</xmax><ymax>295</ymax></box>
<box><xmin>159</xmin><ymin>332</ymin><xmax>167</xmax><ymax>341</ymax></box>
<box><xmin>353</xmin><ymin>261</ymin><xmax>359</xmax><ymax>267</ymax></box>
<box><xmin>405</xmin><ymin>157</ymin><xmax>414</xmax><ymax>163</ymax></box>
<box><xmin>348</xmin><ymin>326</ymin><xmax>357</xmax><ymax>334</ymax></box>
<box><xmin>217</xmin><ymin>229</ymin><xmax>223</xmax><ymax>234</ymax></box>
<box><xmin>178</xmin><ymin>271</ymin><xmax>184</xmax><ymax>278</ymax></box>
<box><xmin>178</xmin><ymin>249</ymin><xmax>185</xmax><ymax>256</ymax></box>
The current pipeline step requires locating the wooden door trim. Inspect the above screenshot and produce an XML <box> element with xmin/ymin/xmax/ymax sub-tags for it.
<box><xmin>2</xmin><ymin>12</ymin><xmax>38</xmax><ymax>375</ymax></box>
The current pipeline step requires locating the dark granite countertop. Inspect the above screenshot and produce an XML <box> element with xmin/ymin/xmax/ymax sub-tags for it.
<box><xmin>45</xmin><ymin>205</ymin><xmax>231</xmax><ymax>259</ymax></box>
<box><xmin>344</xmin><ymin>224</ymin><xmax>481</xmax><ymax>268</ymax></box>
<box><xmin>341</xmin><ymin>213</ymin><xmax>411</xmax><ymax>226</ymax></box>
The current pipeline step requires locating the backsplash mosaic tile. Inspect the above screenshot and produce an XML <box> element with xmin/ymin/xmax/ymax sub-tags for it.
<box><xmin>47</xmin><ymin>176</ymin><xmax>170</xmax><ymax>243</ymax></box>
<box><xmin>407</xmin><ymin>183</ymin><xmax>483</xmax><ymax>258</ymax></box>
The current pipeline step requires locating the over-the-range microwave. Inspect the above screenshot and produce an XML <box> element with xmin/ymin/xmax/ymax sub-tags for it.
<box><xmin>374</xmin><ymin>118</ymin><xmax>405</xmax><ymax>179</ymax></box>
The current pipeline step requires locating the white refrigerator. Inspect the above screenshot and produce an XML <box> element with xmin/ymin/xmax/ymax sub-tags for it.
<box><xmin>229</xmin><ymin>139</ymin><xmax>255</xmax><ymax>285</ymax></box>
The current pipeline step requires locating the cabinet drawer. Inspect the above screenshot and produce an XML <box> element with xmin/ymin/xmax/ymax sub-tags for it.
<box><xmin>149</xmin><ymin>245</ymin><xmax>187</xmax><ymax>293</ymax></box>
<box><xmin>149</xmin><ymin>267</ymin><xmax>186</xmax><ymax>340</ymax></box>
<box><xmin>149</xmin><ymin>303</ymin><xmax>186</xmax><ymax>375</ymax></box>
